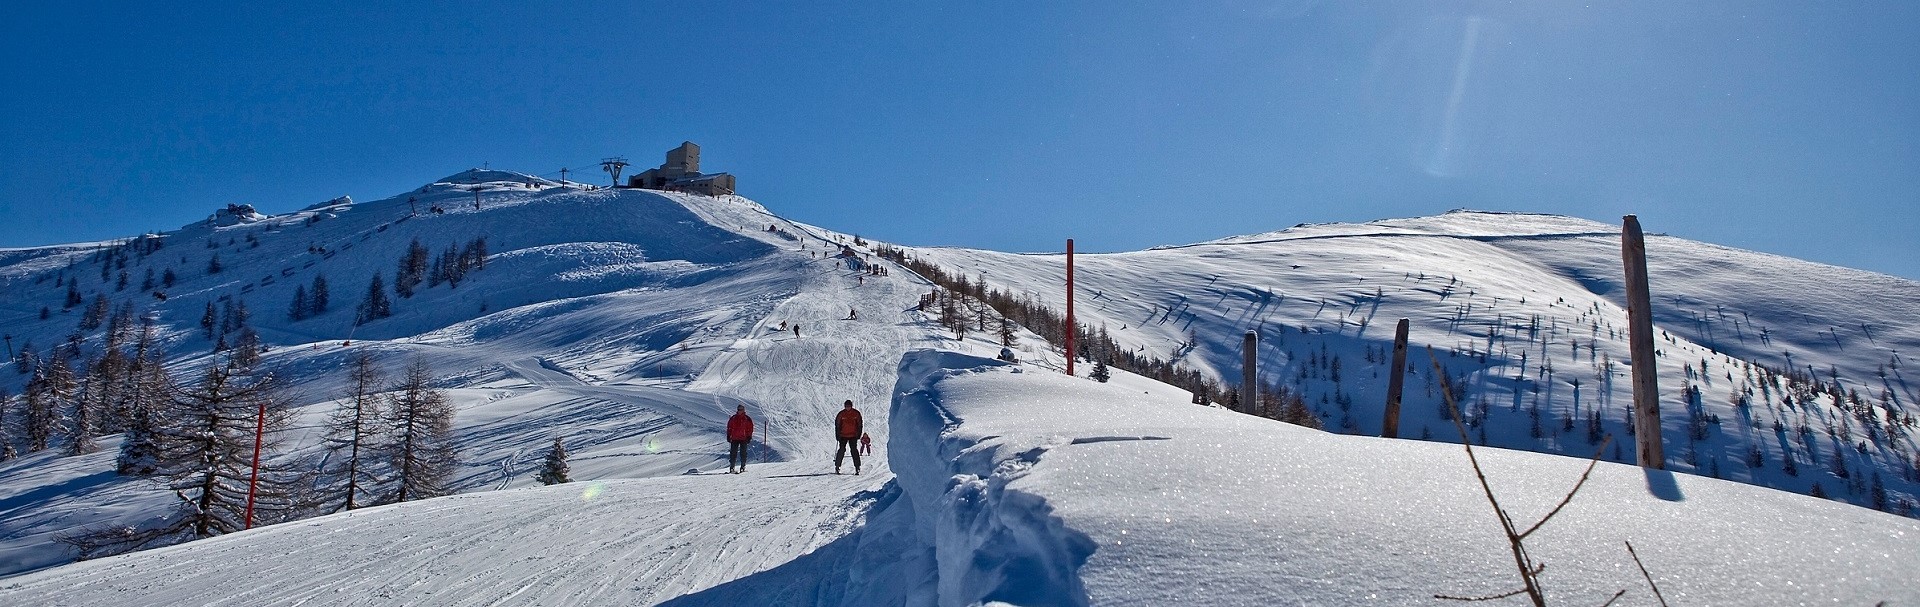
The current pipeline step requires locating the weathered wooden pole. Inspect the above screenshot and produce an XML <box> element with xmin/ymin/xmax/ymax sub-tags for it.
<box><xmin>1065</xmin><ymin>239</ymin><xmax>1075</xmax><ymax>377</ymax></box>
<box><xmin>1241</xmin><ymin>331</ymin><xmax>1258</xmax><ymax>414</ymax></box>
<box><xmin>1622</xmin><ymin>215</ymin><xmax>1664</xmax><ymax>469</ymax></box>
<box><xmin>1381</xmin><ymin>318</ymin><xmax>1410</xmax><ymax>438</ymax></box>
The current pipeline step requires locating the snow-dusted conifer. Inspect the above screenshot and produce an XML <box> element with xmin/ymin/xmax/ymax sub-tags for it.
<box><xmin>309</xmin><ymin>274</ymin><xmax>329</xmax><ymax>316</ymax></box>
<box><xmin>322</xmin><ymin>351</ymin><xmax>386</xmax><ymax>511</ymax></box>
<box><xmin>152</xmin><ymin>360</ymin><xmax>299</xmax><ymax>542</ymax></box>
<box><xmin>383</xmin><ymin>358</ymin><xmax>456</xmax><ymax>502</ymax></box>
<box><xmin>536</xmin><ymin>436</ymin><xmax>570</xmax><ymax>485</ymax></box>
<box><xmin>395</xmin><ymin>239</ymin><xmax>428</xmax><ymax>298</ymax></box>
<box><xmin>67</xmin><ymin>355</ymin><xmax>108</xmax><ymax>455</ymax></box>
<box><xmin>200</xmin><ymin>302</ymin><xmax>217</xmax><ymax>340</ymax></box>
<box><xmin>357</xmin><ymin>273</ymin><xmax>392</xmax><ymax>325</ymax></box>
<box><xmin>25</xmin><ymin>357</ymin><xmax>75</xmax><ymax>452</ymax></box>
<box><xmin>0</xmin><ymin>388</ymin><xmax>14</xmax><ymax>461</ymax></box>
<box><xmin>79</xmin><ymin>294</ymin><xmax>109</xmax><ymax>331</ymax></box>
<box><xmin>288</xmin><ymin>286</ymin><xmax>308</xmax><ymax>321</ymax></box>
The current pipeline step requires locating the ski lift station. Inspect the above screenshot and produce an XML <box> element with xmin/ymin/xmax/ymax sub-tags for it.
<box><xmin>603</xmin><ymin>141</ymin><xmax>736</xmax><ymax>196</ymax></box>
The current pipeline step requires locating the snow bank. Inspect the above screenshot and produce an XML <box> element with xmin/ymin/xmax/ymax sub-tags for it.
<box><xmin>889</xmin><ymin>349</ymin><xmax>1920</xmax><ymax>606</ymax></box>
<box><xmin>890</xmin><ymin>350</ymin><xmax>1096</xmax><ymax>607</ymax></box>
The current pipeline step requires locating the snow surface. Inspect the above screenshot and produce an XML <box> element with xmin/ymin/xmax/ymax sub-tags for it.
<box><xmin>902</xmin><ymin>209</ymin><xmax>1920</xmax><ymax>514</ymax></box>
<box><xmin>1</xmin><ymin>176</ymin><xmax>1914</xmax><ymax>605</ymax></box>
<box><xmin>887</xmin><ymin>350</ymin><xmax>1920</xmax><ymax>606</ymax></box>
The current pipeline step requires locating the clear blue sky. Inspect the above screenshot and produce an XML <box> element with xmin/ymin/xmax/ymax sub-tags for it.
<box><xmin>3</xmin><ymin>2</ymin><xmax>1915</xmax><ymax>279</ymax></box>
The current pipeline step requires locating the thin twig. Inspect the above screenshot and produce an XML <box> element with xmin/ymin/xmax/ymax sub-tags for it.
<box><xmin>1519</xmin><ymin>436</ymin><xmax>1612</xmax><ymax>540</ymax></box>
<box><xmin>1626</xmin><ymin>541</ymin><xmax>1668</xmax><ymax>607</ymax></box>
<box><xmin>1431</xmin><ymin>347</ymin><xmax>1547</xmax><ymax>607</ymax></box>
<box><xmin>1435</xmin><ymin>587</ymin><xmax>1529</xmax><ymax>602</ymax></box>
<box><xmin>1596</xmin><ymin>589</ymin><xmax>1629</xmax><ymax>607</ymax></box>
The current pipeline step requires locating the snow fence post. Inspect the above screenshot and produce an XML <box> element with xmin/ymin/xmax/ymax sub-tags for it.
<box><xmin>1241</xmin><ymin>330</ymin><xmax>1257</xmax><ymax>414</ymax></box>
<box><xmin>1381</xmin><ymin>318</ymin><xmax>1410</xmax><ymax>438</ymax></box>
<box><xmin>1065</xmin><ymin>238</ymin><xmax>1075</xmax><ymax>377</ymax></box>
<box><xmin>1622</xmin><ymin>215</ymin><xmax>1664</xmax><ymax>469</ymax></box>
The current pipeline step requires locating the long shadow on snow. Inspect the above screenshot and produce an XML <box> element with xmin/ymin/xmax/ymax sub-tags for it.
<box><xmin>656</xmin><ymin>483</ymin><xmax>900</xmax><ymax>607</ymax></box>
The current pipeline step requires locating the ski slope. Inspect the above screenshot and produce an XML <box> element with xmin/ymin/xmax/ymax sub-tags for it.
<box><xmin>1</xmin><ymin>173</ymin><xmax>1915</xmax><ymax>604</ymax></box>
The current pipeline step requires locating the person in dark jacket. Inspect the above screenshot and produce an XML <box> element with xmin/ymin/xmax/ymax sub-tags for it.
<box><xmin>727</xmin><ymin>405</ymin><xmax>754</xmax><ymax>474</ymax></box>
<box><xmin>834</xmin><ymin>400</ymin><xmax>863</xmax><ymax>474</ymax></box>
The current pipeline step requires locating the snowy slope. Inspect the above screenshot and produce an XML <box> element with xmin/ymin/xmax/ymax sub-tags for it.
<box><xmin>899</xmin><ymin>210</ymin><xmax>1920</xmax><ymax>516</ymax></box>
<box><xmin>0</xmin><ymin>174</ymin><xmax>945</xmax><ymax>577</ymax></box>
<box><xmin>886</xmin><ymin>350</ymin><xmax>1920</xmax><ymax>606</ymax></box>
<box><xmin>2</xmin><ymin>175</ymin><xmax>1914</xmax><ymax>605</ymax></box>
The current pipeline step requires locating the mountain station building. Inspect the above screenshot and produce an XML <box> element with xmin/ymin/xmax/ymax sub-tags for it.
<box><xmin>628</xmin><ymin>141</ymin><xmax>736</xmax><ymax>196</ymax></box>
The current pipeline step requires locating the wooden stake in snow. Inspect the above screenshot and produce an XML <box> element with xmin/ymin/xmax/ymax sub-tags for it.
<box><xmin>1241</xmin><ymin>330</ymin><xmax>1258</xmax><ymax>414</ymax></box>
<box><xmin>1382</xmin><ymin>318</ymin><xmax>1410</xmax><ymax>438</ymax></box>
<box><xmin>1622</xmin><ymin>215</ymin><xmax>1664</xmax><ymax>469</ymax></box>
<box><xmin>1065</xmin><ymin>238</ymin><xmax>1075</xmax><ymax>377</ymax></box>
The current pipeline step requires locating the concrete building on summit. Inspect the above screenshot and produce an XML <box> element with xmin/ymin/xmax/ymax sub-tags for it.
<box><xmin>628</xmin><ymin>141</ymin><xmax>736</xmax><ymax>196</ymax></box>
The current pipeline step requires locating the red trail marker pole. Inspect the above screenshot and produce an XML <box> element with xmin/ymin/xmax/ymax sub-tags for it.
<box><xmin>244</xmin><ymin>393</ymin><xmax>267</xmax><ymax>529</ymax></box>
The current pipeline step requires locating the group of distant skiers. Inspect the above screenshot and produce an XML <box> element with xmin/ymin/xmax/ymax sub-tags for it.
<box><xmin>725</xmin><ymin>400</ymin><xmax>869</xmax><ymax>475</ymax></box>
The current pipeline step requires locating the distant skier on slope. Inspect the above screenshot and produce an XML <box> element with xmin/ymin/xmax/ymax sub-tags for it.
<box><xmin>727</xmin><ymin>405</ymin><xmax>754</xmax><ymax>474</ymax></box>
<box><xmin>834</xmin><ymin>400</ymin><xmax>863</xmax><ymax>475</ymax></box>
<box><xmin>859</xmin><ymin>432</ymin><xmax>872</xmax><ymax>455</ymax></box>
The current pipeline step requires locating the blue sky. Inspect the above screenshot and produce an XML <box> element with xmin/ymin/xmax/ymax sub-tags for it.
<box><xmin>2</xmin><ymin>2</ymin><xmax>1915</xmax><ymax>279</ymax></box>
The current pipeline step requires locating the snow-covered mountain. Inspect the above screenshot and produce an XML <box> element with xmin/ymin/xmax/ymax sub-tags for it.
<box><xmin>900</xmin><ymin>210</ymin><xmax>1920</xmax><ymax>514</ymax></box>
<box><xmin>0</xmin><ymin>173</ymin><xmax>1914</xmax><ymax>605</ymax></box>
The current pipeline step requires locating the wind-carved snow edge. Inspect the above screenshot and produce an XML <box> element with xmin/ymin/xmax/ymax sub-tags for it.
<box><xmin>890</xmin><ymin>349</ymin><xmax>1097</xmax><ymax>607</ymax></box>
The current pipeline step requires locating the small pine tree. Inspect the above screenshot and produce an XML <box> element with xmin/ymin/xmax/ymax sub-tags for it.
<box><xmin>1090</xmin><ymin>360</ymin><xmax>1110</xmax><ymax>383</ymax></box>
<box><xmin>357</xmin><ymin>273</ymin><xmax>392</xmax><ymax>325</ymax></box>
<box><xmin>206</xmin><ymin>254</ymin><xmax>222</xmax><ymax>275</ymax></box>
<box><xmin>162</xmin><ymin>268</ymin><xmax>176</xmax><ymax>288</ymax></box>
<box><xmin>288</xmin><ymin>286</ymin><xmax>309</xmax><ymax>321</ymax></box>
<box><xmin>309</xmin><ymin>274</ymin><xmax>330</xmax><ymax>316</ymax></box>
<box><xmin>200</xmin><ymin>302</ymin><xmax>218</xmax><ymax>340</ymax></box>
<box><xmin>536</xmin><ymin>436</ymin><xmax>571</xmax><ymax>485</ymax></box>
<box><xmin>394</xmin><ymin>240</ymin><xmax>428</xmax><ymax>298</ymax></box>
<box><xmin>116</xmin><ymin>357</ymin><xmax>171</xmax><ymax>476</ymax></box>
<box><xmin>322</xmin><ymin>352</ymin><xmax>385</xmax><ymax>511</ymax></box>
<box><xmin>384</xmin><ymin>358</ymin><xmax>456</xmax><ymax>502</ymax></box>
<box><xmin>79</xmin><ymin>294</ymin><xmax>110</xmax><ymax>331</ymax></box>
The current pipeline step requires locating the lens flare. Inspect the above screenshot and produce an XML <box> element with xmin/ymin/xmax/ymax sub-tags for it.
<box><xmin>581</xmin><ymin>482</ymin><xmax>606</xmax><ymax>501</ymax></box>
<box><xmin>645</xmin><ymin>436</ymin><xmax>661</xmax><ymax>453</ymax></box>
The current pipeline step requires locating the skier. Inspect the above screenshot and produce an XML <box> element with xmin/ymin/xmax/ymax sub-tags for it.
<box><xmin>793</xmin><ymin>323</ymin><xmax>801</xmax><ymax>338</ymax></box>
<box><xmin>834</xmin><ymin>400</ymin><xmax>863</xmax><ymax>474</ymax></box>
<box><xmin>859</xmin><ymin>431</ymin><xmax>872</xmax><ymax>455</ymax></box>
<box><xmin>847</xmin><ymin>307</ymin><xmax>858</xmax><ymax>320</ymax></box>
<box><xmin>726</xmin><ymin>405</ymin><xmax>754</xmax><ymax>474</ymax></box>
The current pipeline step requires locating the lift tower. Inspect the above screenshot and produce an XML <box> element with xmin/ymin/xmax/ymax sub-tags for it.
<box><xmin>600</xmin><ymin>157</ymin><xmax>630</xmax><ymax>187</ymax></box>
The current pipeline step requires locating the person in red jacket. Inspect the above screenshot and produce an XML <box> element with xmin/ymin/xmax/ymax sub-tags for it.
<box><xmin>834</xmin><ymin>400</ymin><xmax>863</xmax><ymax>475</ymax></box>
<box><xmin>727</xmin><ymin>405</ymin><xmax>754</xmax><ymax>474</ymax></box>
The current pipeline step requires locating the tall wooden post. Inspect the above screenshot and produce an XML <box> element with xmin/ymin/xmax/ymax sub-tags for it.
<box><xmin>1241</xmin><ymin>331</ymin><xmax>1258</xmax><ymax>414</ymax></box>
<box><xmin>1382</xmin><ymin>318</ymin><xmax>1410</xmax><ymax>438</ymax></box>
<box><xmin>244</xmin><ymin>389</ymin><xmax>268</xmax><ymax>529</ymax></box>
<box><xmin>1065</xmin><ymin>239</ymin><xmax>1075</xmax><ymax>376</ymax></box>
<box><xmin>1622</xmin><ymin>215</ymin><xmax>1664</xmax><ymax>469</ymax></box>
